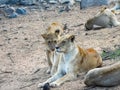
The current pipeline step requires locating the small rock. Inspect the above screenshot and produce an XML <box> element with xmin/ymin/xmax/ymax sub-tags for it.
<box><xmin>0</xmin><ymin>44</ymin><xmax>3</xmax><ymax>46</ymax></box>
<box><xmin>49</xmin><ymin>0</ymin><xmax>58</xmax><ymax>4</ymax></box>
<box><xmin>80</xmin><ymin>0</ymin><xmax>108</xmax><ymax>9</ymax></box>
<box><xmin>3</xmin><ymin>29</ymin><xmax>8</xmax><ymax>32</ymax></box>
<box><xmin>8</xmin><ymin>38</ymin><xmax>11</xmax><ymax>40</ymax></box>
<box><xmin>16</xmin><ymin>8</ymin><xmax>27</xmax><ymax>15</ymax></box>
<box><xmin>59</xmin><ymin>0</ymin><xmax>70</xmax><ymax>4</ymax></box>
<box><xmin>7</xmin><ymin>0</ymin><xmax>19</xmax><ymax>4</ymax></box>
<box><xmin>59</xmin><ymin>7</ymin><xmax>65</xmax><ymax>12</ymax></box>
<box><xmin>4</xmin><ymin>6</ymin><xmax>15</xmax><ymax>15</ymax></box>
<box><xmin>113</xmin><ymin>36</ymin><xmax>116</xmax><ymax>38</ymax></box>
<box><xmin>59</xmin><ymin>0</ymin><xmax>75</xmax><ymax>5</ymax></box>
<box><xmin>19</xmin><ymin>0</ymin><xmax>37</xmax><ymax>5</ymax></box>
<box><xmin>7</xmin><ymin>52</ymin><xmax>12</xmax><ymax>56</ymax></box>
<box><xmin>24</xmin><ymin>38</ymin><xmax>28</xmax><ymax>40</ymax></box>
<box><xmin>76</xmin><ymin>0</ymin><xmax>81</xmax><ymax>2</ymax></box>
<box><xmin>85</xmin><ymin>33</ymin><xmax>88</xmax><ymax>35</ymax></box>
<box><xmin>65</xmin><ymin>5</ymin><xmax>71</xmax><ymax>12</ymax></box>
<box><xmin>14</xmin><ymin>37</ymin><xmax>18</xmax><ymax>39</ymax></box>
<box><xmin>8</xmin><ymin>12</ymin><xmax>18</xmax><ymax>18</ymax></box>
<box><xmin>18</xmin><ymin>26</ymin><xmax>23</xmax><ymax>29</ymax></box>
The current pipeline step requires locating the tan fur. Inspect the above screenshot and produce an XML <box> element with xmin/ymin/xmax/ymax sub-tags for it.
<box><xmin>46</xmin><ymin>22</ymin><xmax>64</xmax><ymax>35</ymax></box>
<box><xmin>85</xmin><ymin>7</ymin><xmax>120</xmax><ymax>30</ymax></box>
<box><xmin>84</xmin><ymin>61</ymin><xmax>120</xmax><ymax>86</ymax></box>
<box><xmin>41</xmin><ymin>22</ymin><xmax>64</xmax><ymax>75</ymax></box>
<box><xmin>38</xmin><ymin>34</ymin><xmax>102</xmax><ymax>88</ymax></box>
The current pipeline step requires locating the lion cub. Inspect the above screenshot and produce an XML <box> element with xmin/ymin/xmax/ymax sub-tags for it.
<box><xmin>41</xmin><ymin>22</ymin><xmax>64</xmax><ymax>75</ymax></box>
<box><xmin>85</xmin><ymin>7</ymin><xmax>120</xmax><ymax>30</ymax></box>
<box><xmin>84</xmin><ymin>61</ymin><xmax>120</xmax><ymax>86</ymax></box>
<box><xmin>38</xmin><ymin>34</ymin><xmax>102</xmax><ymax>88</ymax></box>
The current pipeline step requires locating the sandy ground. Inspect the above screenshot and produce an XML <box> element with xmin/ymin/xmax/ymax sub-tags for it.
<box><xmin>0</xmin><ymin>4</ymin><xmax>120</xmax><ymax>90</ymax></box>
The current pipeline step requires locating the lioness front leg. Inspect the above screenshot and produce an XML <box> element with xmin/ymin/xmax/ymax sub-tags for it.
<box><xmin>38</xmin><ymin>72</ymin><xmax>63</xmax><ymax>88</ymax></box>
<box><xmin>50</xmin><ymin>73</ymin><xmax>76</xmax><ymax>87</ymax></box>
<box><xmin>46</xmin><ymin>50</ymin><xmax>53</xmax><ymax>74</ymax></box>
<box><xmin>51</xmin><ymin>64</ymin><xmax>58</xmax><ymax>76</ymax></box>
<box><xmin>51</xmin><ymin>52</ymin><xmax>60</xmax><ymax>75</ymax></box>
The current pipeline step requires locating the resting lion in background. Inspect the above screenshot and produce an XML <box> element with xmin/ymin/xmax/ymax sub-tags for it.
<box><xmin>85</xmin><ymin>7</ymin><xmax>120</xmax><ymax>30</ymax></box>
<box><xmin>84</xmin><ymin>61</ymin><xmax>120</xmax><ymax>87</ymax></box>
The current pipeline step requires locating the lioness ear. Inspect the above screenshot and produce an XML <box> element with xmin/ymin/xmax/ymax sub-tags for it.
<box><xmin>47</xmin><ymin>26</ymin><xmax>51</xmax><ymax>31</ymax></box>
<box><xmin>111</xmin><ymin>10</ymin><xmax>115</xmax><ymax>14</ymax></box>
<box><xmin>41</xmin><ymin>34</ymin><xmax>47</xmax><ymax>39</ymax></box>
<box><xmin>55</xmin><ymin>29</ymin><xmax>60</xmax><ymax>36</ymax></box>
<box><xmin>51</xmin><ymin>22</ymin><xmax>58</xmax><ymax>26</ymax></box>
<box><xmin>68</xmin><ymin>35</ymin><xmax>75</xmax><ymax>42</ymax></box>
<box><xmin>101</xmin><ymin>7</ymin><xmax>107</xmax><ymax>13</ymax></box>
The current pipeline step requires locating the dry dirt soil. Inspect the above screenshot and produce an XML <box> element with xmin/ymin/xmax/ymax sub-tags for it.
<box><xmin>0</xmin><ymin>4</ymin><xmax>120</xmax><ymax>90</ymax></box>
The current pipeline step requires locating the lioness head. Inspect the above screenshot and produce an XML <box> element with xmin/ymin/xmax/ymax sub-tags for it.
<box><xmin>55</xmin><ymin>34</ymin><xmax>75</xmax><ymax>53</ymax></box>
<box><xmin>100</xmin><ymin>7</ymin><xmax>116</xmax><ymax>15</ymax></box>
<box><xmin>41</xmin><ymin>30</ymin><xmax>60</xmax><ymax>51</ymax></box>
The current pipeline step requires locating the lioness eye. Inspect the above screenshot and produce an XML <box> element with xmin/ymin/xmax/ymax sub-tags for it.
<box><xmin>54</xmin><ymin>41</ymin><xmax>57</xmax><ymax>43</ymax></box>
<box><xmin>62</xmin><ymin>41</ymin><xmax>66</xmax><ymax>44</ymax></box>
<box><xmin>48</xmin><ymin>41</ymin><xmax>51</xmax><ymax>43</ymax></box>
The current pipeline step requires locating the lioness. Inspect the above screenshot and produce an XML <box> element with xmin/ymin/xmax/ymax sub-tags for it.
<box><xmin>41</xmin><ymin>22</ymin><xmax>64</xmax><ymax>75</ymax></box>
<box><xmin>38</xmin><ymin>34</ymin><xmax>102</xmax><ymax>88</ymax></box>
<box><xmin>84</xmin><ymin>61</ymin><xmax>120</xmax><ymax>86</ymax></box>
<box><xmin>85</xmin><ymin>7</ymin><xmax>120</xmax><ymax>30</ymax></box>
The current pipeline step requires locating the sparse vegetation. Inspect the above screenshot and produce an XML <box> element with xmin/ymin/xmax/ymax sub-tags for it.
<box><xmin>102</xmin><ymin>48</ymin><xmax>120</xmax><ymax>60</ymax></box>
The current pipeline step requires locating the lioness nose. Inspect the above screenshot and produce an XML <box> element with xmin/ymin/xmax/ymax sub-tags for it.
<box><xmin>55</xmin><ymin>47</ymin><xmax>59</xmax><ymax>49</ymax></box>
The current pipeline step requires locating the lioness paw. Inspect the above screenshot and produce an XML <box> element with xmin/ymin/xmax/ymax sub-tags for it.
<box><xmin>50</xmin><ymin>82</ymin><xmax>60</xmax><ymax>87</ymax></box>
<box><xmin>38</xmin><ymin>82</ymin><xmax>45</xmax><ymax>88</ymax></box>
